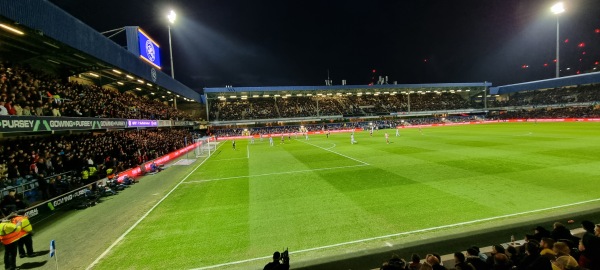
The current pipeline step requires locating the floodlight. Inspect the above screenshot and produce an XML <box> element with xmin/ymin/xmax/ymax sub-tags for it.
<box><xmin>551</xmin><ymin>2</ymin><xmax>565</xmax><ymax>14</ymax></box>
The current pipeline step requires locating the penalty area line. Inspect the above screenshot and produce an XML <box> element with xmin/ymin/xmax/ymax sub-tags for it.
<box><xmin>299</xmin><ymin>140</ymin><xmax>369</xmax><ymax>165</ymax></box>
<box><xmin>190</xmin><ymin>197</ymin><xmax>600</xmax><ymax>270</ymax></box>
<box><xmin>86</xmin><ymin>142</ymin><xmax>224</xmax><ymax>270</ymax></box>
<box><xmin>183</xmin><ymin>164</ymin><xmax>369</xmax><ymax>183</ymax></box>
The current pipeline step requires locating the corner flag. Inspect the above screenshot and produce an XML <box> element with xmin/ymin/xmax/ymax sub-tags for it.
<box><xmin>50</xmin><ymin>240</ymin><xmax>55</xmax><ymax>258</ymax></box>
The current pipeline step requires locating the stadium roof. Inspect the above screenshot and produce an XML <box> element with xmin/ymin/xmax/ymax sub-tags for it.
<box><xmin>204</xmin><ymin>82</ymin><xmax>492</xmax><ymax>99</ymax></box>
<box><xmin>490</xmin><ymin>72</ymin><xmax>600</xmax><ymax>95</ymax></box>
<box><xmin>0</xmin><ymin>1</ymin><xmax>201</xmax><ymax>103</ymax></box>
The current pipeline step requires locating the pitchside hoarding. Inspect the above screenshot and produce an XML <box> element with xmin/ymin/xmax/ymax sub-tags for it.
<box><xmin>0</xmin><ymin>116</ymin><xmax>127</xmax><ymax>133</ymax></box>
<box><xmin>127</xmin><ymin>119</ymin><xmax>158</xmax><ymax>127</ymax></box>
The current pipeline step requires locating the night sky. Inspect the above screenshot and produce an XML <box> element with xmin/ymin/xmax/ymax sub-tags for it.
<box><xmin>49</xmin><ymin>0</ymin><xmax>600</xmax><ymax>91</ymax></box>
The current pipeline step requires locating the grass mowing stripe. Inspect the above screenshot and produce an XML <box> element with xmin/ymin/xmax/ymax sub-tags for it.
<box><xmin>86</xmin><ymin>142</ymin><xmax>224</xmax><ymax>270</ymax></box>
<box><xmin>183</xmin><ymin>164</ymin><xmax>370</xmax><ymax>183</ymax></box>
<box><xmin>297</xmin><ymin>139</ymin><xmax>370</xmax><ymax>165</ymax></box>
<box><xmin>190</xmin><ymin>197</ymin><xmax>600</xmax><ymax>270</ymax></box>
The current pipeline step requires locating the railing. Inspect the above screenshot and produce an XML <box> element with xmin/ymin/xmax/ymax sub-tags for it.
<box><xmin>1</xmin><ymin>171</ymin><xmax>77</xmax><ymax>204</ymax></box>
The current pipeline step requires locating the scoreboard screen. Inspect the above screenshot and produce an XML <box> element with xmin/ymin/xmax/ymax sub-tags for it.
<box><xmin>137</xmin><ymin>29</ymin><xmax>162</xmax><ymax>69</ymax></box>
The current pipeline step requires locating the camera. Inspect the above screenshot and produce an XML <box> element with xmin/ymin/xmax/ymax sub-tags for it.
<box><xmin>280</xmin><ymin>248</ymin><xmax>289</xmax><ymax>264</ymax></box>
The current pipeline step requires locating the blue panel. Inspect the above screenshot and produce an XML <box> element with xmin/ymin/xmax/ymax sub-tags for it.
<box><xmin>137</xmin><ymin>29</ymin><xmax>161</xmax><ymax>69</ymax></box>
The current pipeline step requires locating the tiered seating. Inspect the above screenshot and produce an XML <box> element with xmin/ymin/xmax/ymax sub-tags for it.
<box><xmin>0</xmin><ymin>62</ymin><xmax>195</xmax><ymax>120</ymax></box>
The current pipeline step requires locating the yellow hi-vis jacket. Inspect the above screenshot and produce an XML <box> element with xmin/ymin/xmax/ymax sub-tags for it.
<box><xmin>0</xmin><ymin>220</ymin><xmax>22</xmax><ymax>245</ymax></box>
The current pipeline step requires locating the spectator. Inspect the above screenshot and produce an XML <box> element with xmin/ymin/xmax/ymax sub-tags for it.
<box><xmin>577</xmin><ymin>226</ymin><xmax>599</xmax><ymax>270</ymax></box>
<box><xmin>540</xmin><ymin>238</ymin><xmax>557</xmax><ymax>261</ymax></box>
<box><xmin>517</xmin><ymin>241</ymin><xmax>552</xmax><ymax>270</ymax></box>
<box><xmin>0</xmin><ymin>101</ymin><xmax>7</xmax><ymax>115</ymax></box>
<box><xmin>466</xmin><ymin>248</ymin><xmax>490</xmax><ymax>270</ymax></box>
<box><xmin>455</xmin><ymin>252</ymin><xmax>476</xmax><ymax>270</ymax></box>
<box><xmin>487</xmin><ymin>245</ymin><xmax>506</xmax><ymax>267</ymax></box>
<box><xmin>408</xmin><ymin>253</ymin><xmax>423</xmax><ymax>270</ymax></box>
<box><xmin>380</xmin><ymin>254</ymin><xmax>405</xmax><ymax>270</ymax></box>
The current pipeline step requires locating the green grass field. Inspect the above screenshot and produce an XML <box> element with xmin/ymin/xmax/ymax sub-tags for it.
<box><xmin>93</xmin><ymin>122</ymin><xmax>600</xmax><ymax>270</ymax></box>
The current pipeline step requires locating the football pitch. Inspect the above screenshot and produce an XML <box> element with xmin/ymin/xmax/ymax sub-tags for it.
<box><xmin>93</xmin><ymin>122</ymin><xmax>600</xmax><ymax>270</ymax></box>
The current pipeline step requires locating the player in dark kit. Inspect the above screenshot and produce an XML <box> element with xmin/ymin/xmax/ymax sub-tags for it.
<box><xmin>232</xmin><ymin>140</ymin><xmax>236</xmax><ymax>150</ymax></box>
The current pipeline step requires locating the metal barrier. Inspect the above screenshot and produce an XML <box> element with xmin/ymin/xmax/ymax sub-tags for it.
<box><xmin>1</xmin><ymin>171</ymin><xmax>77</xmax><ymax>204</ymax></box>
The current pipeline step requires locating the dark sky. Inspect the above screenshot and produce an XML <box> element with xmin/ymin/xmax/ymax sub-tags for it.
<box><xmin>49</xmin><ymin>0</ymin><xmax>600</xmax><ymax>90</ymax></box>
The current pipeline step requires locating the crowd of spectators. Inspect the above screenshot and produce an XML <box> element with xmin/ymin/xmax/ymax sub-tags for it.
<box><xmin>0</xmin><ymin>62</ymin><xmax>195</xmax><ymax>120</ymax></box>
<box><xmin>0</xmin><ymin>129</ymin><xmax>196</xmax><ymax>201</ymax></box>
<box><xmin>209</xmin><ymin>93</ymin><xmax>475</xmax><ymax>121</ymax></box>
<box><xmin>378</xmin><ymin>220</ymin><xmax>600</xmax><ymax>270</ymax></box>
<box><xmin>209</xmin><ymin>102</ymin><xmax>600</xmax><ymax>137</ymax></box>
<box><xmin>493</xmin><ymin>106</ymin><xmax>600</xmax><ymax>120</ymax></box>
<box><xmin>208</xmin><ymin>85</ymin><xmax>600</xmax><ymax>122</ymax></box>
<box><xmin>489</xmin><ymin>85</ymin><xmax>600</xmax><ymax>108</ymax></box>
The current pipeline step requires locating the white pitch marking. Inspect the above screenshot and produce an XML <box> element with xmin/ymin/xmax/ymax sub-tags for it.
<box><xmin>215</xmin><ymin>157</ymin><xmax>247</xmax><ymax>161</ymax></box>
<box><xmin>324</xmin><ymin>143</ymin><xmax>337</xmax><ymax>150</ymax></box>
<box><xmin>299</xmin><ymin>140</ymin><xmax>369</xmax><ymax>165</ymax></box>
<box><xmin>183</xmin><ymin>164</ymin><xmax>369</xmax><ymax>183</ymax></box>
<box><xmin>86</xmin><ymin>142</ymin><xmax>224</xmax><ymax>270</ymax></box>
<box><xmin>189</xmin><ymin>197</ymin><xmax>600</xmax><ymax>270</ymax></box>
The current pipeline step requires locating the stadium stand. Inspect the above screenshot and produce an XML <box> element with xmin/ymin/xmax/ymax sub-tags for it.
<box><xmin>0</xmin><ymin>62</ymin><xmax>196</xmax><ymax>120</ymax></box>
<box><xmin>0</xmin><ymin>128</ymin><xmax>198</xmax><ymax>204</ymax></box>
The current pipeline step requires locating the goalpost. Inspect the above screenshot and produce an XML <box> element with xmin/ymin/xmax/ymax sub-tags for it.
<box><xmin>194</xmin><ymin>137</ymin><xmax>216</xmax><ymax>158</ymax></box>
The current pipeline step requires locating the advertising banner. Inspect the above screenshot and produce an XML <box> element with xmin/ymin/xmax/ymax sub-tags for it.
<box><xmin>25</xmin><ymin>185</ymin><xmax>91</xmax><ymax>224</ymax></box>
<box><xmin>127</xmin><ymin>119</ymin><xmax>158</xmax><ymax>128</ymax></box>
<box><xmin>173</xmin><ymin>120</ymin><xmax>196</xmax><ymax>126</ymax></box>
<box><xmin>0</xmin><ymin>116</ymin><xmax>127</xmax><ymax>133</ymax></box>
<box><xmin>116</xmin><ymin>141</ymin><xmax>202</xmax><ymax>181</ymax></box>
<box><xmin>157</xmin><ymin>120</ymin><xmax>172</xmax><ymax>127</ymax></box>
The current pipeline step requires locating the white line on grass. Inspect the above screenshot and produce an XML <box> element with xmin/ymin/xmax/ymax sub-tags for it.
<box><xmin>298</xmin><ymin>140</ymin><xmax>369</xmax><ymax>165</ymax></box>
<box><xmin>189</xmin><ymin>197</ymin><xmax>600</xmax><ymax>270</ymax></box>
<box><xmin>324</xmin><ymin>143</ymin><xmax>337</xmax><ymax>150</ymax></box>
<box><xmin>215</xmin><ymin>157</ymin><xmax>248</xmax><ymax>161</ymax></box>
<box><xmin>86</xmin><ymin>142</ymin><xmax>224</xmax><ymax>270</ymax></box>
<box><xmin>183</xmin><ymin>164</ymin><xmax>369</xmax><ymax>183</ymax></box>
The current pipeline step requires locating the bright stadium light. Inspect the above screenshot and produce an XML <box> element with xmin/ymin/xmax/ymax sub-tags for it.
<box><xmin>551</xmin><ymin>2</ymin><xmax>565</xmax><ymax>14</ymax></box>
<box><xmin>551</xmin><ymin>2</ymin><xmax>565</xmax><ymax>78</ymax></box>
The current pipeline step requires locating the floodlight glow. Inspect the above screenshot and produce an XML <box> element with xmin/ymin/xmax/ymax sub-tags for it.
<box><xmin>136</xmin><ymin>87</ymin><xmax>142</xmax><ymax>90</ymax></box>
<box><xmin>126</xmin><ymin>75</ymin><xmax>134</xmax><ymax>79</ymax></box>
<box><xmin>551</xmin><ymin>2</ymin><xmax>565</xmax><ymax>14</ymax></box>
<box><xmin>0</xmin><ymin>24</ymin><xmax>24</xmax><ymax>35</ymax></box>
<box><xmin>88</xmin><ymin>73</ymin><xmax>99</xmax><ymax>78</ymax></box>
<box><xmin>117</xmin><ymin>82</ymin><xmax>124</xmax><ymax>85</ymax></box>
<box><xmin>112</xmin><ymin>69</ymin><xmax>122</xmax><ymax>74</ymax></box>
<box><xmin>168</xmin><ymin>10</ymin><xmax>177</xmax><ymax>24</ymax></box>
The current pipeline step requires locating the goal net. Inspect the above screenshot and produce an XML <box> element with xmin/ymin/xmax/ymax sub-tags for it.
<box><xmin>195</xmin><ymin>137</ymin><xmax>216</xmax><ymax>158</ymax></box>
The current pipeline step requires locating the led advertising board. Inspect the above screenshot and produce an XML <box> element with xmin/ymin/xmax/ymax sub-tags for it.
<box><xmin>137</xmin><ymin>29</ymin><xmax>162</xmax><ymax>69</ymax></box>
